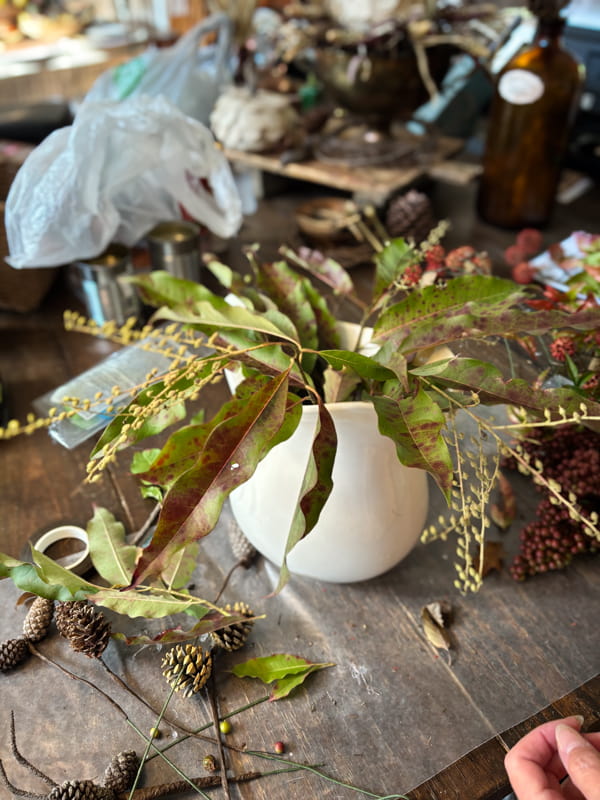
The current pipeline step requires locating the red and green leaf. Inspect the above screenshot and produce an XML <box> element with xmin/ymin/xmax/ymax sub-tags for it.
<box><xmin>131</xmin><ymin>371</ymin><xmax>300</xmax><ymax>585</ymax></box>
<box><xmin>275</xmin><ymin>400</ymin><xmax>337</xmax><ymax>592</ymax></box>
<box><xmin>411</xmin><ymin>356</ymin><xmax>600</xmax><ymax>426</ymax></box>
<box><xmin>372</xmin><ymin>387</ymin><xmax>454</xmax><ymax>501</ymax></box>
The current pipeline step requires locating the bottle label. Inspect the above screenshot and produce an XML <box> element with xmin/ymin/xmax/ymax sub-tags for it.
<box><xmin>498</xmin><ymin>69</ymin><xmax>545</xmax><ymax>105</ymax></box>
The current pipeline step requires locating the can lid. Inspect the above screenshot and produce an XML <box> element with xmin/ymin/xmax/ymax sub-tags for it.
<box><xmin>147</xmin><ymin>221</ymin><xmax>201</xmax><ymax>255</ymax></box>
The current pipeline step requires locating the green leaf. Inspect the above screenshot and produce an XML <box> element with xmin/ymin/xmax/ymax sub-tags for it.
<box><xmin>155</xmin><ymin>299</ymin><xmax>300</xmax><ymax>345</ymax></box>
<box><xmin>131</xmin><ymin>449</ymin><xmax>161</xmax><ymax>474</ymax></box>
<box><xmin>0</xmin><ymin>553</ymin><xmax>94</xmax><ymax>601</ymax></box>
<box><xmin>276</xmin><ymin>401</ymin><xmax>337</xmax><ymax>592</ymax></box>
<box><xmin>32</xmin><ymin>548</ymin><xmax>100</xmax><ymax>594</ymax></box>
<box><xmin>373</xmin><ymin>386</ymin><xmax>454</xmax><ymax>501</ymax></box>
<box><xmin>141</xmin><ymin>484</ymin><xmax>164</xmax><ymax>502</ymax></box>
<box><xmin>91</xmin><ymin>588</ymin><xmax>213</xmax><ymax>619</ymax></box>
<box><xmin>373</xmin><ymin>237</ymin><xmax>417</xmax><ymax>301</ymax></box>
<box><xmin>112</xmin><ymin>610</ymin><xmax>256</xmax><ymax>645</ymax></box>
<box><xmin>86</xmin><ymin>506</ymin><xmax>139</xmax><ymax>586</ymax></box>
<box><xmin>160</xmin><ymin>541</ymin><xmax>200</xmax><ymax>590</ymax></box>
<box><xmin>231</xmin><ymin>653</ymin><xmax>335</xmax><ymax>700</ymax></box>
<box><xmin>319</xmin><ymin>350</ymin><xmax>396</xmax><ymax>382</ymax></box>
<box><xmin>132</xmin><ymin>370</ymin><xmax>299</xmax><ymax>585</ymax></box>
<box><xmin>374</xmin><ymin>276</ymin><xmax>600</xmax><ymax>355</ymax></box>
<box><xmin>374</xmin><ymin>276</ymin><xmax>526</xmax><ymax>354</ymax></box>
<box><xmin>128</xmin><ymin>271</ymin><xmax>217</xmax><ymax>309</ymax></box>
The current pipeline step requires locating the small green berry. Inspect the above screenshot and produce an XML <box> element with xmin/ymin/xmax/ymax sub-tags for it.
<box><xmin>149</xmin><ymin>727</ymin><xmax>161</xmax><ymax>740</ymax></box>
<box><xmin>219</xmin><ymin>720</ymin><xmax>232</xmax><ymax>735</ymax></box>
<box><xmin>274</xmin><ymin>741</ymin><xmax>285</xmax><ymax>754</ymax></box>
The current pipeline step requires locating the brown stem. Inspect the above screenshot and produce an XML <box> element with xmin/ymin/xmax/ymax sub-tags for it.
<box><xmin>130</xmin><ymin>502</ymin><xmax>162</xmax><ymax>546</ymax></box>
<box><xmin>9</xmin><ymin>711</ymin><xmax>57</xmax><ymax>788</ymax></box>
<box><xmin>27</xmin><ymin>644</ymin><xmax>127</xmax><ymax>722</ymax></box>
<box><xmin>212</xmin><ymin>561</ymin><xmax>242</xmax><ymax>604</ymax></box>
<box><xmin>205</xmin><ymin>670</ymin><xmax>231</xmax><ymax>800</ymax></box>
<box><xmin>116</xmin><ymin>771</ymin><xmax>262</xmax><ymax>800</ymax></box>
<box><xmin>0</xmin><ymin>759</ymin><xmax>45</xmax><ymax>800</ymax></box>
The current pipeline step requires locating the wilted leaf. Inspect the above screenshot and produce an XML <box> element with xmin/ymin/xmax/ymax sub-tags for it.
<box><xmin>421</xmin><ymin>605</ymin><xmax>452</xmax><ymax>651</ymax></box>
<box><xmin>112</xmin><ymin>609</ymin><xmax>259</xmax><ymax>645</ymax></box>
<box><xmin>490</xmin><ymin>472</ymin><xmax>516</xmax><ymax>530</ymax></box>
<box><xmin>477</xmin><ymin>541</ymin><xmax>504</xmax><ymax>578</ymax></box>
<box><xmin>231</xmin><ymin>653</ymin><xmax>335</xmax><ymax>700</ymax></box>
<box><xmin>87</xmin><ymin>507</ymin><xmax>139</xmax><ymax>586</ymax></box>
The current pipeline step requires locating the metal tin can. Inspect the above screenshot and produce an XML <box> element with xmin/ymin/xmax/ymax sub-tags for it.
<box><xmin>146</xmin><ymin>220</ymin><xmax>201</xmax><ymax>281</ymax></box>
<box><xmin>69</xmin><ymin>244</ymin><xmax>140</xmax><ymax>325</ymax></box>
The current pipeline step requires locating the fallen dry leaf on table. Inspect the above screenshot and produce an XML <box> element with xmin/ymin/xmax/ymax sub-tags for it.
<box><xmin>421</xmin><ymin>604</ymin><xmax>452</xmax><ymax>651</ymax></box>
<box><xmin>478</xmin><ymin>540</ymin><xmax>505</xmax><ymax>578</ymax></box>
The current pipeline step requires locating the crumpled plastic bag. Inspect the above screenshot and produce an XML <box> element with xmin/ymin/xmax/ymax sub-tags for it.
<box><xmin>5</xmin><ymin>95</ymin><xmax>242</xmax><ymax>269</ymax></box>
<box><xmin>83</xmin><ymin>14</ymin><xmax>233</xmax><ymax>126</ymax></box>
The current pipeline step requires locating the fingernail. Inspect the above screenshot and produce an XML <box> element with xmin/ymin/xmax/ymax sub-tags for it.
<box><xmin>556</xmin><ymin>723</ymin><xmax>585</xmax><ymax>755</ymax></box>
<box><xmin>573</xmin><ymin>715</ymin><xmax>585</xmax><ymax>727</ymax></box>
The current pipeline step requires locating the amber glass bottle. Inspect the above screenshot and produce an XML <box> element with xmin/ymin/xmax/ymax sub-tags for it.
<box><xmin>477</xmin><ymin>15</ymin><xmax>583</xmax><ymax>228</ymax></box>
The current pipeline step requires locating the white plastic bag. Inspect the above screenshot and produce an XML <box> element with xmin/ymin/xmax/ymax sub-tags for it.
<box><xmin>83</xmin><ymin>14</ymin><xmax>233</xmax><ymax>126</ymax></box>
<box><xmin>5</xmin><ymin>95</ymin><xmax>242</xmax><ymax>269</ymax></box>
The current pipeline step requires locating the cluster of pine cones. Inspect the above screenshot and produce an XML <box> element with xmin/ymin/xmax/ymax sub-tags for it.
<box><xmin>0</xmin><ymin>599</ymin><xmax>111</xmax><ymax>672</ymax></box>
<box><xmin>36</xmin><ymin>751</ymin><xmax>138</xmax><ymax>800</ymax></box>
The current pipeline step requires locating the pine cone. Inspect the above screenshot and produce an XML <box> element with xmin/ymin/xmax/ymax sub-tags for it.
<box><xmin>228</xmin><ymin>521</ymin><xmax>257</xmax><ymax>568</ymax></box>
<box><xmin>102</xmin><ymin>750</ymin><xmax>139</xmax><ymax>793</ymax></box>
<box><xmin>385</xmin><ymin>190</ymin><xmax>436</xmax><ymax>243</ymax></box>
<box><xmin>47</xmin><ymin>780</ymin><xmax>114</xmax><ymax>800</ymax></box>
<box><xmin>161</xmin><ymin>644</ymin><xmax>212</xmax><ymax>697</ymax></box>
<box><xmin>23</xmin><ymin>596</ymin><xmax>54</xmax><ymax>642</ymax></box>
<box><xmin>55</xmin><ymin>601</ymin><xmax>111</xmax><ymax>659</ymax></box>
<box><xmin>211</xmin><ymin>601</ymin><xmax>254</xmax><ymax>652</ymax></box>
<box><xmin>0</xmin><ymin>637</ymin><xmax>29</xmax><ymax>671</ymax></box>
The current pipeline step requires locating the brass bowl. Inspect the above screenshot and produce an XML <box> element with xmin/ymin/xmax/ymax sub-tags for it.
<box><xmin>315</xmin><ymin>44</ymin><xmax>452</xmax><ymax>121</ymax></box>
<box><xmin>295</xmin><ymin>197</ymin><xmax>359</xmax><ymax>243</ymax></box>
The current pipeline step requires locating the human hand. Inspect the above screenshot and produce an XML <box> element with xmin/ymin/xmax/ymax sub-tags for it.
<box><xmin>505</xmin><ymin>716</ymin><xmax>600</xmax><ymax>800</ymax></box>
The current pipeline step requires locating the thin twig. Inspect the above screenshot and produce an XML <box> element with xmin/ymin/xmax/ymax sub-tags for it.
<box><xmin>130</xmin><ymin>502</ymin><xmax>162</xmax><ymax>546</ymax></box>
<box><xmin>205</xmin><ymin>668</ymin><xmax>231</xmax><ymax>799</ymax></box>
<box><xmin>0</xmin><ymin>759</ymin><xmax>44</xmax><ymax>800</ymax></box>
<box><xmin>212</xmin><ymin>561</ymin><xmax>242</xmax><ymax>604</ymax></box>
<box><xmin>9</xmin><ymin>711</ymin><xmax>57</xmax><ymax>788</ymax></box>
<box><xmin>117</xmin><ymin>770</ymin><xmax>262</xmax><ymax>800</ymax></box>
<box><xmin>27</xmin><ymin>644</ymin><xmax>127</xmax><ymax>721</ymax></box>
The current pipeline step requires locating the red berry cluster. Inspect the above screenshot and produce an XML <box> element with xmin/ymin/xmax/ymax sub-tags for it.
<box><xmin>504</xmin><ymin>426</ymin><xmax>600</xmax><ymax>581</ymax></box>
<box><xmin>503</xmin><ymin>228</ymin><xmax>544</xmax><ymax>284</ymax></box>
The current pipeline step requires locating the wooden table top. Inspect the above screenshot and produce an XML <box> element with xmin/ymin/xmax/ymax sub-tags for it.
<box><xmin>0</xmin><ymin>184</ymin><xmax>599</xmax><ymax>799</ymax></box>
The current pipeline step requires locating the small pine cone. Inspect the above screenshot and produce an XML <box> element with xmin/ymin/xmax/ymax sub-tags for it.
<box><xmin>55</xmin><ymin>601</ymin><xmax>111</xmax><ymax>659</ymax></box>
<box><xmin>161</xmin><ymin>644</ymin><xmax>212</xmax><ymax>697</ymax></box>
<box><xmin>228</xmin><ymin>521</ymin><xmax>257</xmax><ymax>568</ymax></box>
<box><xmin>102</xmin><ymin>751</ymin><xmax>139</xmax><ymax>793</ymax></box>
<box><xmin>47</xmin><ymin>780</ymin><xmax>115</xmax><ymax>800</ymax></box>
<box><xmin>211</xmin><ymin>601</ymin><xmax>254</xmax><ymax>652</ymax></box>
<box><xmin>23</xmin><ymin>596</ymin><xmax>54</xmax><ymax>642</ymax></box>
<box><xmin>0</xmin><ymin>637</ymin><xmax>29</xmax><ymax>671</ymax></box>
<box><xmin>385</xmin><ymin>190</ymin><xmax>436</xmax><ymax>243</ymax></box>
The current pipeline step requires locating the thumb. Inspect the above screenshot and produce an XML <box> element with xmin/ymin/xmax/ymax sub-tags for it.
<box><xmin>555</xmin><ymin>723</ymin><xmax>600</xmax><ymax>800</ymax></box>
